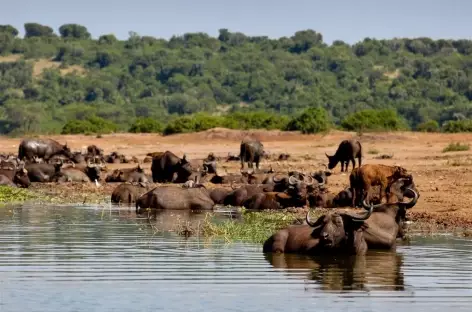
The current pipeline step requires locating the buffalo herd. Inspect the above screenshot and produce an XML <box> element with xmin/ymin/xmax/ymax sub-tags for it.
<box><xmin>2</xmin><ymin>135</ymin><xmax>420</xmax><ymax>257</ymax></box>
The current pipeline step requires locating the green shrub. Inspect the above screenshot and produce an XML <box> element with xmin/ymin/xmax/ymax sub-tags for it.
<box><xmin>129</xmin><ymin>117</ymin><xmax>163</xmax><ymax>133</ymax></box>
<box><xmin>61</xmin><ymin>116</ymin><xmax>117</xmax><ymax>134</ymax></box>
<box><xmin>417</xmin><ymin>120</ymin><xmax>439</xmax><ymax>132</ymax></box>
<box><xmin>341</xmin><ymin>109</ymin><xmax>408</xmax><ymax>132</ymax></box>
<box><xmin>224</xmin><ymin>111</ymin><xmax>290</xmax><ymax>130</ymax></box>
<box><xmin>441</xmin><ymin>119</ymin><xmax>472</xmax><ymax>133</ymax></box>
<box><xmin>442</xmin><ymin>142</ymin><xmax>470</xmax><ymax>153</ymax></box>
<box><xmin>285</xmin><ymin>107</ymin><xmax>332</xmax><ymax>134</ymax></box>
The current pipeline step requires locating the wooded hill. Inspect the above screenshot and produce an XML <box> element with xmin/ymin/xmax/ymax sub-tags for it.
<box><xmin>1</xmin><ymin>23</ymin><xmax>472</xmax><ymax>135</ymax></box>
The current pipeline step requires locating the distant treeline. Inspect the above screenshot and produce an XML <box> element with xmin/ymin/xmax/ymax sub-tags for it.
<box><xmin>1</xmin><ymin>23</ymin><xmax>472</xmax><ymax>135</ymax></box>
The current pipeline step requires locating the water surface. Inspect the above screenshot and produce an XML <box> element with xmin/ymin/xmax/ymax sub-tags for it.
<box><xmin>1</xmin><ymin>204</ymin><xmax>472</xmax><ymax>312</ymax></box>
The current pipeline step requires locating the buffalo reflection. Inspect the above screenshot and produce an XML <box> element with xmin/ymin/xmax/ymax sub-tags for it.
<box><xmin>265</xmin><ymin>251</ymin><xmax>405</xmax><ymax>292</ymax></box>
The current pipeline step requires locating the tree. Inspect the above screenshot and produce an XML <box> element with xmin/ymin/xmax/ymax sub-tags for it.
<box><xmin>285</xmin><ymin>107</ymin><xmax>332</xmax><ymax>134</ymax></box>
<box><xmin>59</xmin><ymin>24</ymin><xmax>91</xmax><ymax>39</ymax></box>
<box><xmin>0</xmin><ymin>25</ymin><xmax>19</xmax><ymax>37</ymax></box>
<box><xmin>24</xmin><ymin>23</ymin><xmax>54</xmax><ymax>38</ymax></box>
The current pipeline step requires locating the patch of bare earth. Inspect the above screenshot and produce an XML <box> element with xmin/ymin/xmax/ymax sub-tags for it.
<box><xmin>3</xmin><ymin>129</ymin><xmax>472</xmax><ymax>231</ymax></box>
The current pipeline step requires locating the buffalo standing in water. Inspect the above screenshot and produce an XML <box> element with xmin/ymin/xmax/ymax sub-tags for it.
<box><xmin>18</xmin><ymin>138</ymin><xmax>73</xmax><ymax>163</ymax></box>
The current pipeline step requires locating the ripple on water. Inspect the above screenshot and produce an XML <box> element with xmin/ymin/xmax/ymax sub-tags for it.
<box><xmin>0</xmin><ymin>204</ymin><xmax>472</xmax><ymax>312</ymax></box>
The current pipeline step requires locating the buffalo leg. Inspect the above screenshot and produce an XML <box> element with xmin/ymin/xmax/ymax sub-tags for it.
<box><xmin>341</xmin><ymin>161</ymin><xmax>345</xmax><ymax>172</ymax></box>
<box><xmin>351</xmin><ymin>158</ymin><xmax>356</xmax><ymax>170</ymax></box>
<box><xmin>358</xmin><ymin>156</ymin><xmax>362</xmax><ymax>167</ymax></box>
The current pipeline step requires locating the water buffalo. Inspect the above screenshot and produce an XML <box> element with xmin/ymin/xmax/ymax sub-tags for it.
<box><xmin>202</xmin><ymin>153</ymin><xmax>217</xmax><ymax>174</ymax></box>
<box><xmin>0</xmin><ymin>166</ymin><xmax>30</xmax><ymax>188</ymax></box>
<box><xmin>358</xmin><ymin>188</ymin><xmax>419</xmax><ymax>246</ymax></box>
<box><xmin>52</xmin><ymin>162</ymin><xmax>103</xmax><ymax>183</ymax></box>
<box><xmin>209</xmin><ymin>188</ymin><xmax>231</xmax><ymax>204</ymax></box>
<box><xmin>325</xmin><ymin>139</ymin><xmax>362</xmax><ymax>172</ymax></box>
<box><xmin>136</xmin><ymin>186</ymin><xmax>215</xmax><ymax>213</ymax></box>
<box><xmin>105</xmin><ymin>165</ymin><xmax>150</xmax><ymax>183</ymax></box>
<box><xmin>311</xmin><ymin>187</ymin><xmax>353</xmax><ymax>208</ymax></box>
<box><xmin>87</xmin><ymin>145</ymin><xmax>103</xmax><ymax>156</ymax></box>
<box><xmin>240</xmin><ymin>137</ymin><xmax>264</xmax><ymax>170</ymax></box>
<box><xmin>25</xmin><ymin>162</ymin><xmax>62</xmax><ymax>182</ymax></box>
<box><xmin>151</xmin><ymin>151</ymin><xmax>193</xmax><ymax>183</ymax></box>
<box><xmin>18</xmin><ymin>138</ymin><xmax>73</xmax><ymax>163</ymax></box>
<box><xmin>111</xmin><ymin>182</ymin><xmax>152</xmax><ymax>204</ymax></box>
<box><xmin>278</xmin><ymin>153</ymin><xmax>291</xmax><ymax>161</ymax></box>
<box><xmin>262</xmin><ymin>205</ymin><xmax>373</xmax><ymax>255</ymax></box>
<box><xmin>350</xmin><ymin>164</ymin><xmax>411</xmax><ymax>207</ymax></box>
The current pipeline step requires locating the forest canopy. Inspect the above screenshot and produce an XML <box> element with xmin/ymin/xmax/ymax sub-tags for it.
<box><xmin>1</xmin><ymin>23</ymin><xmax>472</xmax><ymax>135</ymax></box>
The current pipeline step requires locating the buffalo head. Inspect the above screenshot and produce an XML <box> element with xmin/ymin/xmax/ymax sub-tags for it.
<box><xmin>305</xmin><ymin>204</ymin><xmax>373</xmax><ymax>249</ymax></box>
<box><xmin>325</xmin><ymin>153</ymin><xmax>338</xmax><ymax>170</ymax></box>
<box><xmin>13</xmin><ymin>166</ymin><xmax>30</xmax><ymax>188</ymax></box>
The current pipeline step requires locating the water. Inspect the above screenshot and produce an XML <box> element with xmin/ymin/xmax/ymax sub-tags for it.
<box><xmin>1</xmin><ymin>204</ymin><xmax>472</xmax><ymax>312</ymax></box>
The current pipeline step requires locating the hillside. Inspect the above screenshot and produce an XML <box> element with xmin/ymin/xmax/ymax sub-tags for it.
<box><xmin>1</xmin><ymin>23</ymin><xmax>472</xmax><ymax>135</ymax></box>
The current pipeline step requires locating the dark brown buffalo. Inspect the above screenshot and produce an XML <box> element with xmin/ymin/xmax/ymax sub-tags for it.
<box><xmin>151</xmin><ymin>151</ymin><xmax>193</xmax><ymax>183</ymax></box>
<box><xmin>135</xmin><ymin>186</ymin><xmax>215</xmax><ymax>213</ymax></box>
<box><xmin>25</xmin><ymin>162</ymin><xmax>62</xmax><ymax>182</ymax></box>
<box><xmin>209</xmin><ymin>188</ymin><xmax>231</xmax><ymax>205</ymax></box>
<box><xmin>104</xmin><ymin>151</ymin><xmax>126</xmax><ymax>164</ymax></box>
<box><xmin>105</xmin><ymin>165</ymin><xmax>150</xmax><ymax>183</ymax></box>
<box><xmin>240</xmin><ymin>137</ymin><xmax>264</xmax><ymax>170</ymax></box>
<box><xmin>263</xmin><ymin>187</ymin><xmax>419</xmax><ymax>255</ymax></box>
<box><xmin>350</xmin><ymin>164</ymin><xmax>411</xmax><ymax>207</ymax></box>
<box><xmin>87</xmin><ymin>145</ymin><xmax>103</xmax><ymax>156</ymax></box>
<box><xmin>225</xmin><ymin>152</ymin><xmax>240</xmax><ymax>162</ymax></box>
<box><xmin>18</xmin><ymin>138</ymin><xmax>73</xmax><ymax>163</ymax></box>
<box><xmin>208</xmin><ymin>172</ymin><xmax>250</xmax><ymax>185</ymax></box>
<box><xmin>262</xmin><ymin>205</ymin><xmax>373</xmax><ymax>255</ymax></box>
<box><xmin>111</xmin><ymin>182</ymin><xmax>152</xmax><ymax>204</ymax></box>
<box><xmin>52</xmin><ymin>162</ymin><xmax>103</xmax><ymax>183</ymax></box>
<box><xmin>0</xmin><ymin>166</ymin><xmax>30</xmax><ymax>188</ymax></box>
<box><xmin>325</xmin><ymin>139</ymin><xmax>362</xmax><ymax>172</ymax></box>
<box><xmin>311</xmin><ymin>187</ymin><xmax>353</xmax><ymax>208</ymax></box>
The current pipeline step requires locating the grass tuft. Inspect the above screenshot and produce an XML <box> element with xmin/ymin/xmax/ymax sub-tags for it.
<box><xmin>442</xmin><ymin>142</ymin><xmax>470</xmax><ymax>153</ymax></box>
<box><xmin>0</xmin><ymin>186</ymin><xmax>39</xmax><ymax>203</ymax></box>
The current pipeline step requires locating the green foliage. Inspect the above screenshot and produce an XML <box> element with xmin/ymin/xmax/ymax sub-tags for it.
<box><xmin>0</xmin><ymin>25</ymin><xmax>19</xmax><ymax>37</ymax></box>
<box><xmin>341</xmin><ymin>109</ymin><xmax>408</xmax><ymax>132</ymax></box>
<box><xmin>24</xmin><ymin>23</ymin><xmax>54</xmax><ymax>38</ymax></box>
<box><xmin>442</xmin><ymin>119</ymin><xmax>472</xmax><ymax>133</ymax></box>
<box><xmin>442</xmin><ymin>142</ymin><xmax>470</xmax><ymax>153</ymax></box>
<box><xmin>61</xmin><ymin>116</ymin><xmax>118</xmax><ymax>134</ymax></box>
<box><xmin>0</xmin><ymin>186</ymin><xmax>38</xmax><ymax>203</ymax></box>
<box><xmin>58</xmin><ymin>24</ymin><xmax>91</xmax><ymax>39</ymax></box>
<box><xmin>199</xmin><ymin>211</ymin><xmax>316</xmax><ymax>243</ymax></box>
<box><xmin>367</xmin><ymin>148</ymin><xmax>380</xmax><ymax>155</ymax></box>
<box><xmin>129</xmin><ymin>117</ymin><xmax>164</xmax><ymax>133</ymax></box>
<box><xmin>417</xmin><ymin>120</ymin><xmax>440</xmax><ymax>132</ymax></box>
<box><xmin>285</xmin><ymin>107</ymin><xmax>331</xmax><ymax>134</ymax></box>
<box><xmin>1</xmin><ymin>23</ymin><xmax>472</xmax><ymax>134</ymax></box>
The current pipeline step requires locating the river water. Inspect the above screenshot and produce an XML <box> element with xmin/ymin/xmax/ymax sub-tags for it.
<box><xmin>1</xmin><ymin>204</ymin><xmax>472</xmax><ymax>312</ymax></box>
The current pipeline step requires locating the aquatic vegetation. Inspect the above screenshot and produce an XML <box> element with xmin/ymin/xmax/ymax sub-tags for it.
<box><xmin>0</xmin><ymin>186</ymin><xmax>40</xmax><ymax>203</ymax></box>
<box><xmin>199</xmin><ymin>210</ymin><xmax>323</xmax><ymax>244</ymax></box>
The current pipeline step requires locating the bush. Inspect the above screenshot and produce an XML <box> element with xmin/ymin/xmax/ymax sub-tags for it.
<box><xmin>442</xmin><ymin>142</ymin><xmax>470</xmax><ymax>153</ymax></box>
<box><xmin>285</xmin><ymin>107</ymin><xmax>331</xmax><ymax>134</ymax></box>
<box><xmin>341</xmin><ymin>109</ymin><xmax>408</xmax><ymax>132</ymax></box>
<box><xmin>61</xmin><ymin>116</ymin><xmax>118</xmax><ymax>134</ymax></box>
<box><xmin>224</xmin><ymin>111</ymin><xmax>290</xmax><ymax>130</ymax></box>
<box><xmin>129</xmin><ymin>117</ymin><xmax>163</xmax><ymax>133</ymax></box>
<box><xmin>417</xmin><ymin>120</ymin><xmax>439</xmax><ymax>132</ymax></box>
<box><xmin>441</xmin><ymin>119</ymin><xmax>472</xmax><ymax>133</ymax></box>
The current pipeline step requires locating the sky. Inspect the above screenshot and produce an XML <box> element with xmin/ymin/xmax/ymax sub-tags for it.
<box><xmin>0</xmin><ymin>0</ymin><xmax>469</xmax><ymax>44</ymax></box>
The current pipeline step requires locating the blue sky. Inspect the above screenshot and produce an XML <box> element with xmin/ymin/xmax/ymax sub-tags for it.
<box><xmin>1</xmin><ymin>0</ymin><xmax>469</xmax><ymax>44</ymax></box>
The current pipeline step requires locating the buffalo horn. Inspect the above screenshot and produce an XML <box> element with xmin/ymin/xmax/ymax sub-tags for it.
<box><xmin>288</xmin><ymin>175</ymin><xmax>298</xmax><ymax>185</ymax></box>
<box><xmin>400</xmin><ymin>188</ymin><xmax>419</xmax><ymax>209</ymax></box>
<box><xmin>346</xmin><ymin>204</ymin><xmax>374</xmax><ymax>222</ymax></box>
<box><xmin>303</xmin><ymin>175</ymin><xmax>314</xmax><ymax>186</ymax></box>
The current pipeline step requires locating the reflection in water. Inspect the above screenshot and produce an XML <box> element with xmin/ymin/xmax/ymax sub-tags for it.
<box><xmin>1</xmin><ymin>204</ymin><xmax>472</xmax><ymax>312</ymax></box>
<box><xmin>265</xmin><ymin>251</ymin><xmax>404</xmax><ymax>291</ymax></box>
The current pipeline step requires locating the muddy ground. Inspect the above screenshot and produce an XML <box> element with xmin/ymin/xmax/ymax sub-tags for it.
<box><xmin>3</xmin><ymin>128</ymin><xmax>472</xmax><ymax>232</ymax></box>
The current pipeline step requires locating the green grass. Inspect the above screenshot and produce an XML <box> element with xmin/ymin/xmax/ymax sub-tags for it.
<box><xmin>367</xmin><ymin>148</ymin><xmax>380</xmax><ymax>155</ymax></box>
<box><xmin>0</xmin><ymin>186</ymin><xmax>40</xmax><ymax>204</ymax></box>
<box><xmin>442</xmin><ymin>142</ymin><xmax>470</xmax><ymax>153</ymax></box>
<box><xmin>197</xmin><ymin>210</ymin><xmax>323</xmax><ymax>243</ymax></box>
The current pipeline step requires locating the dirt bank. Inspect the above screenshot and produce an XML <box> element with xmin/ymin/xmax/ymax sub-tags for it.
<box><xmin>5</xmin><ymin>129</ymin><xmax>472</xmax><ymax>230</ymax></box>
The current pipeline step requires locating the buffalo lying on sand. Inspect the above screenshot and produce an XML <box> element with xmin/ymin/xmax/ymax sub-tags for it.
<box><xmin>325</xmin><ymin>139</ymin><xmax>362</xmax><ymax>172</ymax></box>
<box><xmin>0</xmin><ymin>165</ymin><xmax>30</xmax><ymax>188</ymax></box>
<box><xmin>105</xmin><ymin>165</ymin><xmax>150</xmax><ymax>183</ymax></box>
<box><xmin>151</xmin><ymin>151</ymin><xmax>194</xmax><ymax>183</ymax></box>
<box><xmin>18</xmin><ymin>138</ymin><xmax>73</xmax><ymax>163</ymax></box>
